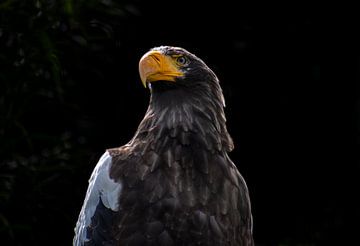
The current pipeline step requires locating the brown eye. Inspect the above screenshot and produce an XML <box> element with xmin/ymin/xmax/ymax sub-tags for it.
<box><xmin>176</xmin><ymin>56</ymin><xmax>188</xmax><ymax>66</ymax></box>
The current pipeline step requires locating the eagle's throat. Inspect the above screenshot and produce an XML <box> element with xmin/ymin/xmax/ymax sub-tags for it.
<box><xmin>134</xmin><ymin>86</ymin><xmax>234</xmax><ymax>154</ymax></box>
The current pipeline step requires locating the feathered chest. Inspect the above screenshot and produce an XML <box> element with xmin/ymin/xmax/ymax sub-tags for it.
<box><xmin>107</xmin><ymin>99</ymin><xmax>241</xmax><ymax>209</ymax></box>
<box><xmin>106</xmin><ymin>134</ymin><xmax>247</xmax><ymax>245</ymax></box>
<box><xmin>109</xmin><ymin>145</ymin><xmax>231</xmax><ymax>203</ymax></box>
<box><xmin>104</xmin><ymin>97</ymin><xmax>249</xmax><ymax>245</ymax></box>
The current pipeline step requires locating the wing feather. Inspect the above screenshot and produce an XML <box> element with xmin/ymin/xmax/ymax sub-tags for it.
<box><xmin>73</xmin><ymin>152</ymin><xmax>122</xmax><ymax>245</ymax></box>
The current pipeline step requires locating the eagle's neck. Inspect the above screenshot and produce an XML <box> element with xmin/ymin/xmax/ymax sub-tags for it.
<box><xmin>133</xmin><ymin>82</ymin><xmax>233</xmax><ymax>153</ymax></box>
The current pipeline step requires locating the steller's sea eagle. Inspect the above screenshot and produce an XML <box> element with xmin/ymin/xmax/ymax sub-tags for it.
<box><xmin>74</xmin><ymin>46</ymin><xmax>254</xmax><ymax>246</ymax></box>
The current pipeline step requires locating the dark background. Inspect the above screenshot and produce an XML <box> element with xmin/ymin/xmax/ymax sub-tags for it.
<box><xmin>0</xmin><ymin>1</ymin><xmax>358</xmax><ymax>245</ymax></box>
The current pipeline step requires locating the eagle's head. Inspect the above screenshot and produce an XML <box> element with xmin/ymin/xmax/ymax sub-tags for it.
<box><xmin>139</xmin><ymin>46</ymin><xmax>224</xmax><ymax>106</ymax></box>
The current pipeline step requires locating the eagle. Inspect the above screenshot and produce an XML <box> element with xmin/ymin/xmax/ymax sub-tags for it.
<box><xmin>74</xmin><ymin>46</ymin><xmax>254</xmax><ymax>246</ymax></box>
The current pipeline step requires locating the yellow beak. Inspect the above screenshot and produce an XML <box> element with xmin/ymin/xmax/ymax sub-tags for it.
<box><xmin>139</xmin><ymin>50</ymin><xmax>184</xmax><ymax>88</ymax></box>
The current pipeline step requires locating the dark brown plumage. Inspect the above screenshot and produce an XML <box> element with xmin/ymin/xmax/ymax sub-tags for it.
<box><xmin>74</xmin><ymin>46</ymin><xmax>254</xmax><ymax>246</ymax></box>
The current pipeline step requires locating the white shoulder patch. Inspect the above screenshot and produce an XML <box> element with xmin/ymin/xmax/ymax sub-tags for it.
<box><xmin>73</xmin><ymin>151</ymin><xmax>122</xmax><ymax>246</ymax></box>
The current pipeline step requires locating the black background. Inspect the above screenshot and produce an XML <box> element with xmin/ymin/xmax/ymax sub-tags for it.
<box><xmin>0</xmin><ymin>1</ymin><xmax>358</xmax><ymax>245</ymax></box>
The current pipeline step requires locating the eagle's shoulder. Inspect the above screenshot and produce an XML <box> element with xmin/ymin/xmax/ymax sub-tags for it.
<box><xmin>73</xmin><ymin>151</ymin><xmax>122</xmax><ymax>246</ymax></box>
<box><xmin>107</xmin><ymin>145</ymin><xmax>128</xmax><ymax>157</ymax></box>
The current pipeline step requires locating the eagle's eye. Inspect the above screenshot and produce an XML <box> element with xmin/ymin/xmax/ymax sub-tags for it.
<box><xmin>175</xmin><ymin>56</ymin><xmax>189</xmax><ymax>66</ymax></box>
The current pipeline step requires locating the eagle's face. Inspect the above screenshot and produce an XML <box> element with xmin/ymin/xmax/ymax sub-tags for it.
<box><xmin>139</xmin><ymin>46</ymin><xmax>215</xmax><ymax>89</ymax></box>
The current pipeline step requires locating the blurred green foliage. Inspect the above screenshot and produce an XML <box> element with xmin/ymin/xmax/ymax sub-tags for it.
<box><xmin>0</xmin><ymin>0</ymin><xmax>136</xmax><ymax>244</ymax></box>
